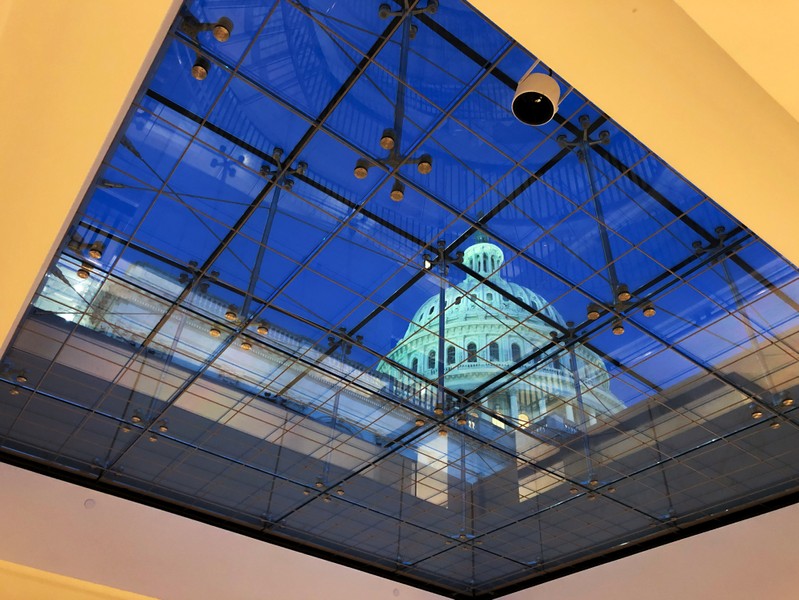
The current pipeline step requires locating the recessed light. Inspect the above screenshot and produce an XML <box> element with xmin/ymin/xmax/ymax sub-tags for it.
<box><xmin>781</xmin><ymin>397</ymin><xmax>794</xmax><ymax>407</ymax></box>
<box><xmin>131</xmin><ymin>415</ymin><xmax>142</xmax><ymax>423</ymax></box>
<box><xmin>240</xmin><ymin>341</ymin><xmax>252</xmax><ymax>351</ymax></box>
<box><xmin>148</xmin><ymin>435</ymin><xmax>158</xmax><ymax>443</ymax></box>
<box><xmin>15</xmin><ymin>375</ymin><xmax>27</xmax><ymax>383</ymax></box>
<box><xmin>751</xmin><ymin>408</ymin><xmax>763</xmax><ymax>419</ymax></box>
<box><xmin>612</xmin><ymin>321</ymin><xmax>625</xmax><ymax>336</ymax></box>
<box><xmin>642</xmin><ymin>305</ymin><xmax>656</xmax><ymax>317</ymax></box>
<box><xmin>414</xmin><ymin>418</ymin><xmax>425</xmax><ymax>427</ymax></box>
<box><xmin>257</xmin><ymin>324</ymin><xmax>269</xmax><ymax>335</ymax></box>
<box><xmin>224</xmin><ymin>310</ymin><xmax>237</xmax><ymax>321</ymax></box>
<box><xmin>209</xmin><ymin>327</ymin><xmax>221</xmax><ymax>338</ymax></box>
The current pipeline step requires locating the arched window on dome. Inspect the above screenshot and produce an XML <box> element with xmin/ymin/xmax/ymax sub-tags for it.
<box><xmin>446</xmin><ymin>345</ymin><xmax>456</xmax><ymax>365</ymax></box>
<box><xmin>467</xmin><ymin>342</ymin><xmax>477</xmax><ymax>363</ymax></box>
<box><xmin>489</xmin><ymin>342</ymin><xmax>499</xmax><ymax>362</ymax></box>
<box><xmin>511</xmin><ymin>343</ymin><xmax>521</xmax><ymax>362</ymax></box>
<box><xmin>427</xmin><ymin>350</ymin><xmax>436</xmax><ymax>370</ymax></box>
<box><xmin>411</xmin><ymin>357</ymin><xmax>419</xmax><ymax>373</ymax></box>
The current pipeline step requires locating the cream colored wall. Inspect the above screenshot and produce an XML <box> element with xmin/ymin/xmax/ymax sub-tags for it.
<box><xmin>0</xmin><ymin>560</ymin><xmax>158</xmax><ymax>600</ymax></box>
<box><xmin>1</xmin><ymin>1</ymin><xmax>798</xmax><ymax>599</ymax></box>
<box><xmin>0</xmin><ymin>0</ymin><xmax>181</xmax><ymax>355</ymax></box>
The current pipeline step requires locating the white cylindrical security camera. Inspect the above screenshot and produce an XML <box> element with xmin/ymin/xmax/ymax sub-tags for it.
<box><xmin>512</xmin><ymin>72</ymin><xmax>560</xmax><ymax>126</ymax></box>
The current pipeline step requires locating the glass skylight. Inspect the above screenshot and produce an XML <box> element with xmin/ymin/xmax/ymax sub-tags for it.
<box><xmin>2</xmin><ymin>1</ymin><xmax>799</xmax><ymax>597</ymax></box>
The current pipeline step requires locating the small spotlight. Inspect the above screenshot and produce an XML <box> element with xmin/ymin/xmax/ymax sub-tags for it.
<box><xmin>76</xmin><ymin>267</ymin><xmax>91</xmax><ymax>280</ymax></box>
<box><xmin>751</xmin><ymin>408</ymin><xmax>763</xmax><ymax>419</ymax></box>
<box><xmin>589</xmin><ymin>479</ymin><xmax>599</xmax><ymax>487</ymax></box>
<box><xmin>434</xmin><ymin>405</ymin><xmax>444</xmax><ymax>416</ymax></box>
<box><xmin>770</xmin><ymin>422</ymin><xmax>781</xmax><ymax>430</ymax></box>
<box><xmin>586</xmin><ymin>304</ymin><xmax>601</xmax><ymax>321</ymax></box>
<box><xmin>88</xmin><ymin>244</ymin><xmax>103</xmax><ymax>260</ymax></box>
<box><xmin>456</xmin><ymin>415</ymin><xmax>468</xmax><ymax>426</ymax></box>
<box><xmin>353</xmin><ymin>159</ymin><xmax>370</xmax><ymax>179</ymax></box>
<box><xmin>438</xmin><ymin>426</ymin><xmax>447</xmax><ymax>437</ymax></box>
<box><xmin>417</xmin><ymin>154</ymin><xmax>433</xmax><ymax>175</ymax></box>
<box><xmin>120</xmin><ymin>424</ymin><xmax>132</xmax><ymax>433</ymax></box>
<box><xmin>642</xmin><ymin>305</ymin><xmax>656</xmax><ymax>318</ymax></box>
<box><xmin>148</xmin><ymin>435</ymin><xmax>158</xmax><ymax>443</ymax></box>
<box><xmin>15</xmin><ymin>375</ymin><xmax>27</xmax><ymax>384</ymax></box>
<box><xmin>192</xmin><ymin>56</ymin><xmax>210</xmax><ymax>81</ymax></box>
<box><xmin>390</xmin><ymin>180</ymin><xmax>405</xmax><ymax>202</ymax></box>
<box><xmin>616</xmin><ymin>284</ymin><xmax>631</xmax><ymax>303</ymax></box>
<box><xmin>240</xmin><ymin>341</ymin><xmax>252</xmax><ymax>351</ymax></box>
<box><xmin>335</xmin><ymin>488</ymin><xmax>345</xmax><ymax>496</ymax></box>
<box><xmin>257</xmin><ymin>324</ymin><xmax>269</xmax><ymax>335</ymax></box>
<box><xmin>131</xmin><ymin>414</ymin><xmax>142</xmax><ymax>424</ymax></box>
<box><xmin>414</xmin><ymin>418</ymin><xmax>425</xmax><ymax>427</ymax></box>
<box><xmin>303</xmin><ymin>489</ymin><xmax>311</xmax><ymax>496</ymax></box>
<box><xmin>315</xmin><ymin>480</ymin><xmax>325</xmax><ymax>489</ymax></box>
<box><xmin>587</xmin><ymin>493</ymin><xmax>597</xmax><ymax>501</ymax></box>
<box><xmin>781</xmin><ymin>397</ymin><xmax>794</xmax><ymax>407</ymax></box>
<box><xmin>607</xmin><ymin>487</ymin><xmax>616</xmax><ymax>493</ymax></box>
<box><xmin>379</xmin><ymin>128</ymin><xmax>396</xmax><ymax>150</ymax></box>
<box><xmin>612</xmin><ymin>321</ymin><xmax>625</xmax><ymax>336</ymax></box>
<box><xmin>212</xmin><ymin>16</ymin><xmax>233</xmax><ymax>42</ymax></box>
<box><xmin>224</xmin><ymin>310</ymin><xmax>237</xmax><ymax>322</ymax></box>
<box><xmin>9</xmin><ymin>388</ymin><xmax>20</xmax><ymax>396</ymax></box>
<box><xmin>322</xmin><ymin>495</ymin><xmax>332</xmax><ymax>503</ymax></box>
<box><xmin>158</xmin><ymin>423</ymin><xmax>169</xmax><ymax>433</ymax></box>
<box><xmin>209</xmin><ymin>327</ymin><xmax>221</xmax><ymax>338</ymax></box>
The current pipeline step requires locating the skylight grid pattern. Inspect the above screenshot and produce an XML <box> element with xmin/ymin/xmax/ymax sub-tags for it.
<box><xmin>2</xmin><ymin>1</ymin><xmax>799</xmax><ymax>598</ymax></box>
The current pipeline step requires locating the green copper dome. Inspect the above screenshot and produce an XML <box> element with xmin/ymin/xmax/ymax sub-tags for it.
<box><xmin>378</xmin><ymin>240</ymin><xmax>624</xmax><ymax>435</ymax></box>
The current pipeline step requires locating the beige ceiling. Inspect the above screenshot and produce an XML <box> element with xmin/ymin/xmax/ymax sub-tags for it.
<box><xmin>1</xmin><ymin>1</ymin><xmax>798</xmax><ymax>599</ymax></box>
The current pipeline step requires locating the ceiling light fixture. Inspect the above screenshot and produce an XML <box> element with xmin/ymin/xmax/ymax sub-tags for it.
<box><xmin>782</xmin><ymin>397</ymin><xmax>794</xmax><ymax>407</ymax></box>
<box><xmin>88</xmin><ymin>244</ymin><xmax>103</xmax><ymax>260</ymax></box>
<box><xmin>511</xmin><ymin>69</ymin><xmax>560</xmax><ymax>126</ymax></box>
<box><xmin>240</xmin><ymin>341</ymin><xmax>252</xmax><ymax>351</ymax></box>
<box><xmin>257</xmin><ymin>324</ymin><xmax>269</xmax><ymax>335</ymax></box>
<box><xmin>390</xmin><ymin>181</ymin><xmax>405</xmax><ymax>202</ymax></box>
<box><xmin>224</xmin><ymin>309</ymin><xmax>237</xmax><ymax>321</ymax></box>
<box><xmin>417</xmin><ymin>154</ymin><xmax>433</xmax><ymax>175</ymax></box>
<box><xmin>586</xmin><ymin>304</ymin><xmax>601</xmax><ymax>321</ymax></box>
<box><xmin>191</xmin><ymin>56</ymin><xmax>210</xmax><ymax>81</ymax></box>
<box><xmin>414</xmin><ymin>418</ymin><xmax>425</xmax><ymax>427</ymax></box>
<box><xmin>209</xmin><ymin>327</ymin><xmax>221</xmax><ymax>338</ymax></box>
<box><xmin>380</xmin><ymin>129</ymin><xmax>396</xmax><ymax>150</ymax></box>
<box><xmin>212</xmin><ymin>16</ymin><xmax>234</xmax><ymax>42</ymax></box>
<box><xmin>616</xmin><ymin>284</ymin><xmax>631</xmax><ymax>302</ymax></box>
<box><xmin>751</xmin><ymin>408</ymin><xmax>764</xmax><ymax>419</ymax></box>
<box><xmin>612</xmin><ymin>321</ymin><xmax>625</xmax><ymax>336</ymax></box>
<box><xmin>642</xmin><ymin>305</ymin><xmax>656</xmax><ymax>317</ymax></box>
<box><xmin>353</xmin><ymin>159</ymin><xmax>370</xmax><ymax>179</ymax></box>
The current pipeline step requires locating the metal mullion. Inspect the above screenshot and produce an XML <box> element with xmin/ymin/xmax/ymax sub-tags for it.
<box><xmin>100</xmin><ymin>12</ymin><xmax>414</xmax><ymax>475</ymax></box>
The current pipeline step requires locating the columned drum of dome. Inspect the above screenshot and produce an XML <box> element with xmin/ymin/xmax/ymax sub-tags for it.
<box><xmin>378</xmin><ymin>238</ymin><xmax>625</xmax><ymax>441</ymax></box>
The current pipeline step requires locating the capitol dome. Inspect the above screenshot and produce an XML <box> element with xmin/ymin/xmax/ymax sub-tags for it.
<box><xmin>378</xmin><ymin>238</ymin><xmax>625</xmax><ymax>438</ymax></box>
